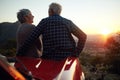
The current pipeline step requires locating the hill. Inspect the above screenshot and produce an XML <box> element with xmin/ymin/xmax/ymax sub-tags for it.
<box><xmin>0</xmin><ymin>21</ymin><xmax>20</xmax><ymax>48</ymax></box>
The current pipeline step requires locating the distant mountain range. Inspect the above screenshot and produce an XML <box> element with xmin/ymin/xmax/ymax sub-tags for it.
<box><xmin>0</xmin><ymin>21</ymin><xmax>20</xmax><ymax>47</ymax></box>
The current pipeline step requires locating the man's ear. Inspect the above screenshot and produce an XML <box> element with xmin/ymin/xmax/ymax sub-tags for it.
<box><xmin>51</xmin><ymin>9</ymin><xmax>54</xmax><ymax>15</ymax></box>
<box><xmin>51</xmin><ymin>9</ymin><xmax>54</xmax><ymax>14</ymax></box>
<box><xmin>49</xmin><ymin>9</ymin><xmax>54</xmax><ymax>16</ymax></box>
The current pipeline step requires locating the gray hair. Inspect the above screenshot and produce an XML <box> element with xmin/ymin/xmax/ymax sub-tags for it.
<box><xmin>49</xmin><ymin>3</ymin><xmax>62</xmax><ymax>15</ymax></box>
<box><xmin>17</xmin><ymin>9</ymin><xmax>31</xmax><ymax>23</ymax></box>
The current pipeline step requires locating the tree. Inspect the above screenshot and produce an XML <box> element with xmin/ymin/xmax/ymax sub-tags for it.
<box><xmin>0</xmin><ymin>39</ymin><xmax>16</xmax><ymax>57</ymax></box>
<box><xmin>105</xmin><ymin>32</ymin><xmax>120</xmax><ymax>74</ymax></box>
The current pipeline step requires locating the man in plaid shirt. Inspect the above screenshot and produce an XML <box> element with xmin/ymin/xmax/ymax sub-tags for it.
<box><xmin>17</xmin><ymin>3</ymin><xmax>87</xmax><ymax>60</ymax></box>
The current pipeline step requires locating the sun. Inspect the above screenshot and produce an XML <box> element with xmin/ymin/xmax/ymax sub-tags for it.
<box><xmin>100</xmin><ymin>29</ymin><xmax>111</xmax><ymax>36</ymax></box>
<box><xmin>100</xmin><ymin>28</ymin><xmax>112</xmax><ymax>42</ymax></box>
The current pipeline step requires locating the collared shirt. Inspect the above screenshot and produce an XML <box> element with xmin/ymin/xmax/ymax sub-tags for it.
<box><xmin>17</xmin><ymin>14</ymin><xmax>86</xmax><ymax>60</ymax></box>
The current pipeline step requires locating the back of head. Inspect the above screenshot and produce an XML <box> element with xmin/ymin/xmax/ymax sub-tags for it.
<box><xmin>17</xmin><ymin>9</ymin><xmax>31</xmax><ymax>23</ymax></box>
<box><xmin>49</xmin><ymin>3</ymin><xmax>62</xmax><ymax>15</ymax></box>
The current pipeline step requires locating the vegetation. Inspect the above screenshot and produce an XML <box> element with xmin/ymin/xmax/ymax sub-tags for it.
<box><xmin>79</xmin><ymin>32</ymin><xmax>120</xmax><ymax>80</ymax></box>
<box><xmin>105</xmin><ymin>32</ymin><xmax>120</xmax><ymax>74</ymax></box>
<box><xmin>0</xmin><ymin>39</ymin><xmax>16</xmax><ymax>57</ymax></box>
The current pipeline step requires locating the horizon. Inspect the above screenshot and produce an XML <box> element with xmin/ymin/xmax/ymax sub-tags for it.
<box><xmin>0</xmin><ymin>20</ymin><xmax>118</xmax><ymax>36</ymax></box>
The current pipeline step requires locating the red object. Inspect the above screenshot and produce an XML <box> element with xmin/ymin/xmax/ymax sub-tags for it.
<box><xmin>15</xmin><ymin>57</ymin><xmax>66</xmax><ymax>80</ymax></box>
<box><xmin>15</xmin><ymin>57</ymin><xmax>84</xmax><ymax>80</ymax></box>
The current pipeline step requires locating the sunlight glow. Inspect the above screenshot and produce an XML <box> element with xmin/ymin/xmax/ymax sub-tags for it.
<box><xmin>100</xmin><ymin>28</ymin><xmax>112</xmax><ymax>42</ymax></box>
<box><xmin>100</xmin><ymin>28</ymin><xmax>111</xmax><ymax>36</ymax></box>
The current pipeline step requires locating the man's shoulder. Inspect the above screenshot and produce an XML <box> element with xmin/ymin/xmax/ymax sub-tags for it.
<box><xmin>63</xmin><ymin>17</ymin><xmax>71</xmax><ymax>21</ymax></box>
<box><xmin>41</xmin><ymin>17</ymin><xmax>49</xmax><ymax>20</ymax></box>
<box><xmin>61</xmin><ymin>17</ymin><xmax>72</xmax><ymax>24</ymax></box>
<box><xmin>39</xmin><ymin>17</ymin><xmax>50</xmax><ymax>23</ymax></box>
<box><xmin>40</xmin><ymin>16</ymin><xmax>72</xmax><ymax>23</ymax></box>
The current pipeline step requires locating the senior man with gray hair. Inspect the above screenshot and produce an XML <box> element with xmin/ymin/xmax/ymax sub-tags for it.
<box><xmin>17</xmin><ymin>3</ymin><xmax>87</xmax><ymax>60</ymax></box>
<box><xmin>16</xmin><ymin>9</ymin><xmax>42</xmax><ymax>58</ymax></box>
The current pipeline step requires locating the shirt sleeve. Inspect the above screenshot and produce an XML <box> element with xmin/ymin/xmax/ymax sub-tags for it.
<box><xmin>70</xmin><ymin>21</ymin><xmax>87</xmax><ymax>56</ymax></box>
<box><xmin>16</xmin><ymin>19</ymin><xmax>45</xmax><ymax>56</ymax></box>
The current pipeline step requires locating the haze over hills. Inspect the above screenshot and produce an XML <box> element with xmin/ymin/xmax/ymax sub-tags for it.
<box><xmin>0</xmin><ymin>21</ymin><xmax>107</xmax><ymax>50</ymax></box>
<box><xmin>87</xmin><ymin>34</ymin><xmax>106</xmax><ymax>46</ymax></box>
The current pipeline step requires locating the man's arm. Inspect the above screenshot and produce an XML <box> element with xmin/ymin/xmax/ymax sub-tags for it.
<box><xmin>16</xmin><ymin>19</ymin><xmax>45</xmax><ymax>56</ymax></box>
<box><xmin>70</xmin><ymin>21</ymin><xmax>87</xmax><ymax>56</ymax></box>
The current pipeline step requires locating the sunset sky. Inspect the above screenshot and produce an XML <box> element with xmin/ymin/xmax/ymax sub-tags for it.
<box><xmin>0</xmin><ymin>0</ymin><xmax>120</xmax><ymax>34</ymax></box>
